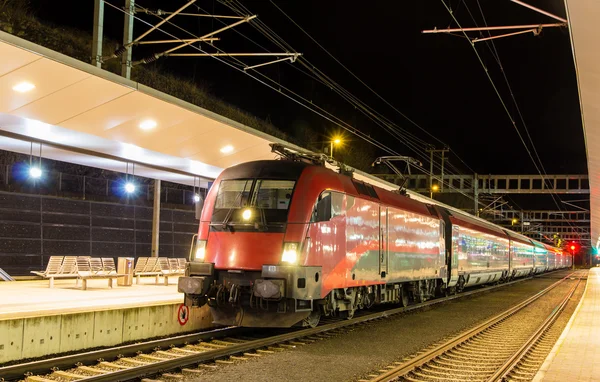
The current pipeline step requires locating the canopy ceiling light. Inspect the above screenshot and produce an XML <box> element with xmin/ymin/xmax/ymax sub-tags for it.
<box><xmin>220</xmin><ymin>145</ymin><xmax>234</xmax><ymax>154</ymax></box>
<box><xmin>12</xmin><ymin>81</ymin><xmax>35</xmax><ymax>93</ymax></box>
<box><xmin>139</xmin><ymin>119</ymin><xmax>157</xmax><ymax>130</ymax></box>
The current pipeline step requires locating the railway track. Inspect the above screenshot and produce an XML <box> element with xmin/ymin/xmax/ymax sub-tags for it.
<box><xmin>0</xmin><ymin>272</ymin><xmax>567</xmax><ymax>382</ymax></box>
<box><xmin>365</xmin><ymin>271</ymin><xmax>585</xmax><ymax>382</ymax></box>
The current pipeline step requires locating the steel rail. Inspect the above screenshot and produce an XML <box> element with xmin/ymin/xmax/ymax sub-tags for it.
<box><xmin>487</xmin><ymin>276</ymin><xmax>582</xmax><ymax>381</ymax></box>
<box><xmin>368</xmin><ymin>272</ymin><xmax>575</xmax><ymax>382</ymax></box>
<box><xmin>0</xmin><ymin>327</ymin><xmax>248</xmax><ymax>381</ymax></box>
<box><xmin>3</xmin><ymin>271</ymin><xmax>562</xmax><ymax>381</ymax></box>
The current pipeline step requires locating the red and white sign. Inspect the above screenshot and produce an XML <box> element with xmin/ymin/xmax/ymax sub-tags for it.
<box><xmin>177</xmin><ymin>304</ymin><xmax>189</xmax><ymax>326</ymax></box>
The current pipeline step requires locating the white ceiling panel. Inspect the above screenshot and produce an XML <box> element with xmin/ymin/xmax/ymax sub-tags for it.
<box><xmin>0</xmin><ymin>43</ymin><xmax>41</xmax><ymax>76</ymax></box>
<box><xmin>12</xmin><ymin>75</ymin><xmax>134</xmax><ymax>125</ymax></box>
<box><xmin>0</xmin><ymin>58</ymin><xmax>90</xmax><ymax>113</ymax></box>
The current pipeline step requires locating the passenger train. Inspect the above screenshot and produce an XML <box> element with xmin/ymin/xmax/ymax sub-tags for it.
<box><xmin>178</xmin><ymin>147</ymin><xmax>570</xmax><ymax>328</ymax></box>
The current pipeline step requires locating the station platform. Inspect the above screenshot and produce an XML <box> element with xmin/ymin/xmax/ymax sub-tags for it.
<box><xmin>535</xmin><ymin>267</ymin><xmax>600</xmax><ymax>381</ymax></box>
<box><xmin>0</xmin><ymin>278</ymin><xmax>213</xmax><ymax>364</ymax></box>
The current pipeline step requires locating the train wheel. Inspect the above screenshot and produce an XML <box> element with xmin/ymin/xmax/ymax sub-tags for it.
<box><xmin>400</xmin><ymin>287</ymin><xmax>409</xmax><ymax>307</ymax></box>
<box><xmin>303</xmin><ymin>310</ymin><xmax>321</xmax><ymax>328</ymax></box>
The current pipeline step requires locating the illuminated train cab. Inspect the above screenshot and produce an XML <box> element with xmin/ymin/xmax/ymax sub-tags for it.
<box><xmin>178</xmin><ymin>160</ymin><xmax>570</xmax><ymax>327</ymax></box>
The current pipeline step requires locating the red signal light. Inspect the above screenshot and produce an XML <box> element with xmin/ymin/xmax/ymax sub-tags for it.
<box><xmin>570</xmin><ymin>245</ymin><xmax>576</xmax><ymax>251</ymax></box>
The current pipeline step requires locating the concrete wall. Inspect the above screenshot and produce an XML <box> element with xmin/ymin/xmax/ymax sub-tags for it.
<box><xmin>0</xmin><ymin>304</ymin><xmax>212</xmax><ymax>364</ymax></box>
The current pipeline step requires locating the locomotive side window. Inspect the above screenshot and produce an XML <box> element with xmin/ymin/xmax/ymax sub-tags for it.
<box><xmin>313</xmin><ymin>192</ymin><xmax>332</xmax><ymax>222</ymax></box>
<box><xmin>312</xmin><ymin>191</ymin><xmax>344</xmax><ymax>222</ymax></box>
<box><xmin>331</xmin><ymin>192</ymin><xmax>344</xmax><ymax>218</ymax></box>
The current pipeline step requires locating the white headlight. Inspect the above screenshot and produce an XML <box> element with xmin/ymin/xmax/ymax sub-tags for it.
<box><xmin>281</xmin><ymin>242</ymin><xmax>299</xmax><ymax>264</ymax></box>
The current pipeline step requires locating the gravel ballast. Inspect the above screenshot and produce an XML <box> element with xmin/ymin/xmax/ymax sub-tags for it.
<box><xmin>187</xmin><ymin>272</ymin><xmax>581</xmax><ymax>382</ymax></box>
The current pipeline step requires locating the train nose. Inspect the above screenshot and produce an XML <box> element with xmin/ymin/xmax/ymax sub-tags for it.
<box><xmin>207</xmin><ymin>232</ymin><xmax>286</xmax><ymax>270</ymax></box>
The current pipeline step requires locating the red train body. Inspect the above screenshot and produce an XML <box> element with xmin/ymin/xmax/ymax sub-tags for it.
<box><xmin>178</xmin><ymin>160</ymin><xmax>570</xmax><ymax>327</ymax></box>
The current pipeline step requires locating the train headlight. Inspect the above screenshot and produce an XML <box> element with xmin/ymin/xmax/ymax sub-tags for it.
<box><xmin>193</xmin><ymin>240</ymin><xmax>207</xmax><ymax>262</ymax></box>
<box><xmin>281</xmin><ymin>242</ymin><xmax>299</xmax><ymax>264</ymax></box>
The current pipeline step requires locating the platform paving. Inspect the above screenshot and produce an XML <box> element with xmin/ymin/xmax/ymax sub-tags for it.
<box><xmin>0</xmin><ymin>277</ymin><xmax>183</xmax><ymax>320</ymax></box>
<box><xmin>535</xmin><ymin>267</ymin><xmax>600</xmax><ymax>382</ymax></box>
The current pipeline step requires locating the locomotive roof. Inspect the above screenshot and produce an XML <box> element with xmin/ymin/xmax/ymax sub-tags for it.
<box><xmin>220</xmin><ymin>160</ymin><xmax>310</xmax><ymax>180</ymax></box>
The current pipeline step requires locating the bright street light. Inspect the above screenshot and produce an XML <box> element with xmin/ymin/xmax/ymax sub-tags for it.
<box><xmin>124</xmin><ymin>182</ymin><xmax>136</xmax><ymax>194</ymax></box>
<box><xmin>29</xmin><ymin>166</ymin><xmax>42</xmax><ymax>179</ymax></box>
<box><xmin>194</xmin><ymin>194</ymin><xmax>201</xmax><ymax>202</ymax></box>
<box><xmin>330</xmin><ymin>137</ymin><xmax>342</xmax><ymax>158</ymax></box>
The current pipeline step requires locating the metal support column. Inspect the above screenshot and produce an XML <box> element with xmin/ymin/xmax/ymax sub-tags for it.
<box><xmin>151</xmin><ymin>179</ymin><xmax>160</xmax><ymax>257</ymax></box>
<box><xmin>429</xmin><ymin>150</ymin><xmax>433</xmax><ymax>198</ymax></box>
<box><xmin>441</xmin><ymin>150</ymin><xmax>445</xmax><ymax>191</ymax></box>
<box><xmin>520</xmin><ymin>211</ymin><xmax>524</xmax><ymax>234</ymax></box>
<box><xmin>121</xmin><ymin>0</ymin><xmax>135</xmax><ymax>79</ymax></box>
<box><xmin>474</xmin><ymin>173</ymin><xmax>479</xmax><ymax>217</ymax></box>
<box><xmin>92</xmin><ymin>0</ymin><xmax>104</xmax><ymax>67</ymax></box>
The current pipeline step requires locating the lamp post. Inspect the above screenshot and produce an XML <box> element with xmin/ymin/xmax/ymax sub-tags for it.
<box><xmin>330</xmin><ymin>138</ymin><xmax>341</xmax><ymax>159</ymax></box>
<box><xmin>430</xmin><ymin>184</ymin><xmax>439</xmax><ymax>199</ymax></box>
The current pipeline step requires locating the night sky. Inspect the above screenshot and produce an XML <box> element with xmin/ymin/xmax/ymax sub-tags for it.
<box><xmin>27</xmin><ymin>0</ymin><xmax>585</xmax><ymax>178</ymax></box>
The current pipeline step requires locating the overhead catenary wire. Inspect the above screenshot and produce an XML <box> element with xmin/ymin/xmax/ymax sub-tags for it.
<box><xmin>471</xmin><ymin>0</ymin><xmax>585</xmax><ymax>238</ymax></box>
<box><xmin>220</xmin><ymin>0</ymin><xmax>481</xmax><ymax>182</ymax></box>
<box><xmin>103</xmin><ymin>0</ymin><xmax>396</xmax><ymax>155</ymax></box>
<box><xmin>149</xmin><ymin>1</ymin><xmax>448</xmax><ymax>168</ymax></box>
<box><xmin>106</xmin><ymin>0</ymin><xmax>489</xmax><ymax>207</ymax></box>
<box><xmin>156</xmin><ymin>2</ymin><xmax>486</xmax><ymax>203</ymax></box>
<box><xmin>441</xmin><ymin>0</ymin><xmax>584</xmax><ymax>240</ymax></box>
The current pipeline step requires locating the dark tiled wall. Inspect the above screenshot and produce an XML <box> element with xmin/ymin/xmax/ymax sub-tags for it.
<box><xmin>0</xmin><ymin>191</ymin><xmax>198</xmax><ymax>276</ymax></box>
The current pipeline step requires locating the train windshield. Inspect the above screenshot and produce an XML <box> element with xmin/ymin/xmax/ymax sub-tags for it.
<box><xmin>211</xmin><ymin>179</ymin><xmax>295</xmax><ymax>229</ymax></box>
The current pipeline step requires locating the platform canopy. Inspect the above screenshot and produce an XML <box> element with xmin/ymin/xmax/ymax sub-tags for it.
<box><xmin>565</xmin><ymin>0</ymin><xmax>600</xmax><ymax>249</ymax></box>
<box><xmin>0</xmin><ymin>30</ymin><xmax>403</xmax><ymax>193</ymax></box>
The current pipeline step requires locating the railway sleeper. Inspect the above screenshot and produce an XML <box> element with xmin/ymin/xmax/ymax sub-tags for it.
<box><xmin>162</xmin><ymin>373</ymin><xmax>184</xmax><ymax>380</ymax></box>
<box><xmin>458</xmin><ymin>342</ymin><xmax>516</xmax><ymax>351</ymax></box>
<box><xmin>52</xmin><ymin>370</ymin><xmax>86</xmax><ymax>380</ymax></box>
<box><xmin>181</xmin><ymin>368</ymin><xmax>204</xmax><ymax>376</ymax></box>
<box><xmin>25</xmin><ymin>377</ymin><xmax>55</xmax><ymax>382</ymax></box>
<box><xmin>448</xmin><ymin>347</ymin><xmax>515</xmax><ymax>358</ymax></box>
<box><xmin>77</xmin><ymin>366</ymin><xmax>106</xmax><ymax>375</ymax></box>
<box><xmin>439</xmin><ymin>353</ymin><xmax>505</xmax><ymax>363</ymax></box>
<box><xmin>419</xmin><ymin>365</ymin><xmax>497</xmax><ymax>376</ymax></box>
<box><xmin>430</xmin><ymin>360</ymin><xmax>498</xmax><ymax>371</ymax></box>
<box><xmin>120</xmin><ymin>357</ymin><xmax>151</xmax><ymax>365</ymax></box>
<box><xmin>99</xmin><ymin>361</ymin><xmax>129</xmax><ymax>370</ymax></box>
<box><xmin>512</xmin><ymin>369</ymin><xmax>538</xmax><ymax>376</ymax></box>
<box><xmin>410</xmin><ymin>370</ymin><xmax>473</xmax><ymax>382</ymax></box>
<box><xmin>426</xmin><ymin>362</ymin><xmax>498</xmax><ymax>373</ymax></box>
<box><xmin>138</xmin><ymin>354</ymin><xmax>168</xmax><ymax>361</ymax></box>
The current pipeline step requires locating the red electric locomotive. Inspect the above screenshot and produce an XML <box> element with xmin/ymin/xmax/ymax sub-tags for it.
<box><xmin>178</xmin><ymin>146</ymin><xmax>568</xmax><ymax>327</ymax></box>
